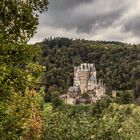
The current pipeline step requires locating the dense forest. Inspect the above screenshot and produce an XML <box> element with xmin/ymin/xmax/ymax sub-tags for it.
<box><xmin>39</xmin><ymin>37</ymin><xmax>140</xmax><ymax>101</ymax></box>
<box><xmin>1</xmin><ymin>0</ymin><xmax>140</xmax><ymax>139</ymax></box>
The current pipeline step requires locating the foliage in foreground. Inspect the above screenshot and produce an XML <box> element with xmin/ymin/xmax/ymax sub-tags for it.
<box><xmin>0</xmin><ymin>0</ymin><xmax>48</xmax><ymax>139</ymax></box>
<box><xmin>0</xmin><ymin>41</ymin><xmax>44</xmax><ymax>139</ymax></box>
<box><xmin>41</xmin><ymin>103</ymin><xmax>140</xmax><ymax>140</ymax></box>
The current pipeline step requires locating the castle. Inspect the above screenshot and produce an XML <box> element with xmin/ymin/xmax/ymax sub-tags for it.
<box><xmin>61</xmin><ymin>63</ymin><xmax>106</xmax><ymax>105</ymax></box>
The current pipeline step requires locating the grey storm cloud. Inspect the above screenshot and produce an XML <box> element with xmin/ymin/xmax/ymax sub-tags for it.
<box><xmin>30</xmin><ymin>0</ymin><xmax>140</xmax><ymax>44</ymax></box>
<box><xmin>49</xmin><ymin>0</ymin><xmax>93</xmax><ymax>10</ymax></box>
<box><xmin>41</xmin><ymin>0</ymin><xmax>128</xmax><ymax>33</ymax></box>
<box><xmin>123</xmin><ymin>16</ymin><xmax>140</xmax><ymax>36</ymax></box>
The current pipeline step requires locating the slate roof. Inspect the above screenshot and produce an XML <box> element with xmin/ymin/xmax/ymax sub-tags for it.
<box><xmin>89</xmin><ymin>75</ymin><xmax>96</xmax><ymax>81</ymax></box>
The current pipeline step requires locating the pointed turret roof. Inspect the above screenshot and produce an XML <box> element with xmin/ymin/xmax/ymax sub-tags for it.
<box><xmin>89</xmin><ymin>74</ymin><xmax>96</xmax><ymax>81</ymax></box>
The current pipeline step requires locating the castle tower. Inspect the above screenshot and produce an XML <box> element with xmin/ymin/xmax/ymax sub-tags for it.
<box><xmin>90</xmin><ymin>63</ymin><xmax>96</xmax><ymax>80</ymax></box>
<box><xmin>65</xmin><ymin>62</ymin><xmax>106</xmax><ymax>105</ymax></box>
<box><xmin>74</xmin><ymin>66</ymin><xmax>80</xmax><ymax>86</ymax></box>
<box><xmin>73</xmin><ymin>63</ymin><xmax>97</xmax><ymax>93</ymax></box>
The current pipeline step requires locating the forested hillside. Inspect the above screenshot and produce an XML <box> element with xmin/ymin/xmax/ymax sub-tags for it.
<box><xmin>39</xmin><ymin>37</ymin><xmax>140</xmax><ymax>98</ymax></box>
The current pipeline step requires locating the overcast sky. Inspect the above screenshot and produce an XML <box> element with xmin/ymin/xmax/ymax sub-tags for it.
<box><xmin>29</xmin><ymin>0</ymin><xmax>140</xmax><ymax>44</ymax></box>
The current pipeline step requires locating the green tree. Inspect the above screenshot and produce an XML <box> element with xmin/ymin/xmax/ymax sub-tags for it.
<box><xmin>0</xmin><ymin>0</ymin><xmax>48</xmax><ymax>43</ymax></box>
<box><xmin>0</xmin><ymin>0</ymin><xmax>48</xmax><ymax>139</ymax></box>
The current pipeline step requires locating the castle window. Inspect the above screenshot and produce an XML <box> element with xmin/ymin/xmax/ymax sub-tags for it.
<box><xmin>82</xmin><ymin>65</ymin><xmax>85</xmax><ymax>70</ymax></box>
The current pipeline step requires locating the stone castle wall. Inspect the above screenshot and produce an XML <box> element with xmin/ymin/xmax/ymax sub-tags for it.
<box><xmin>61</xmin><ymin>63</ymin><xmax>106</xmax><ymax>105</ymax></box>
<box><xmin>74</xmin><ymin>63</ymin><xmax>97</xmax><ymax>93</ymax></box>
